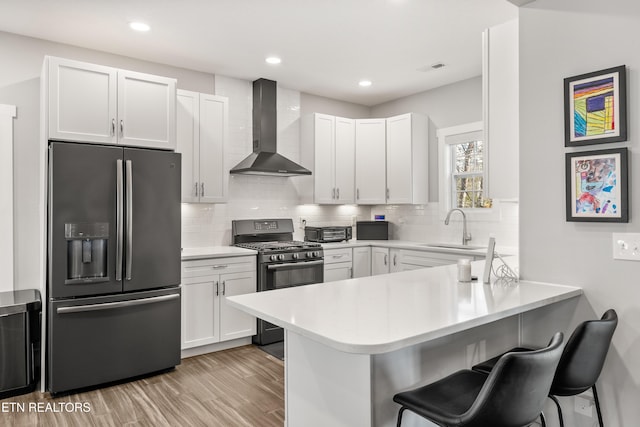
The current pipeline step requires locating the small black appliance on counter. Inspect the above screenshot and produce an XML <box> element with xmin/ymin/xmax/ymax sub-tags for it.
<box><xmin>304</xmin><ymin>226</ymin><xmax>352</xmax><ymax>243</ymax></box>
<box><xmin>356</xmin><ymin>221</ymin><xmax>389</xmax><ymax>240</ymax></box>
<box><xmin>0</xmin><ymin>289</ymin><xmax>41</xmax><ymax>399</ymax></box>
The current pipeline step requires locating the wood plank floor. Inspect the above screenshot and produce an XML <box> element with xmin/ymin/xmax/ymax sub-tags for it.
<box><xmin>1</xmin><ymin>345</ymin><xmax>285</xmax><ymax>426</ymax></box>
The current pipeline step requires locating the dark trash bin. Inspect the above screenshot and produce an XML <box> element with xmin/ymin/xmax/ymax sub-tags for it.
<box><xmin>0</xmin><ymin>289</ymin><xmax>41</xmax><ymax>399</ymax></box>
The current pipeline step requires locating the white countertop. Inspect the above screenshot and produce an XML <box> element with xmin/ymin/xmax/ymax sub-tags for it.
<box><xmin>321</xmin><ymin>239</ymin><xmax>491</xmax><ymax>256</ymax></box>
<box><xmin>181</xmin><ymin>246</ymin><xmax>256</xmax><ymax>261</ymax></box>
<box><xmin>180</xmin><ymin>239</ymin><xmax>508</xmax><ymax>261</ymax></box>
<box><xmin>227</xmin><ymin>258</ymin><xmax>582</xmax><ymax>355</ymax></box>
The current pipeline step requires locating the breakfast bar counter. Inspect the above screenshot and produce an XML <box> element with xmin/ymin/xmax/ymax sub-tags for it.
<box><xmin>227</xmin><ymin>259</ymin><xmax>582</xmax><ymax>427</ymax></box>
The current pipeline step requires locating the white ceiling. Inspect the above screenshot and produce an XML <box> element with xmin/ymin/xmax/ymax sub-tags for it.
<box><xmin>0</xmin><ymin>0</ymin><xmax>518</xmax><ymax>106</ymax></box>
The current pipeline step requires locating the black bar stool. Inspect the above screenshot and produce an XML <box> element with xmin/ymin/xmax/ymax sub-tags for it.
<box><xmin>472</xmin><ymin>309</ymin><xmax>618</xmax><ymax>427</ymax></box>
<box><xmin>393</xmin><ymin>332</ymin><xmax>564</xmax><ymax>427</ymax></box>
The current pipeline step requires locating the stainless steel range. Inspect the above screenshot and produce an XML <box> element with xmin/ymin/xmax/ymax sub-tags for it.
<box><xmin>232</xmin><ymin>219</ymin><xmax>324</xmax><ymax>345</ymax></box>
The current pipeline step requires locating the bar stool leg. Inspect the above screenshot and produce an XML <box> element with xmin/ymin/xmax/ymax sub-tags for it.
<box><xmin>593</xmin><ymin>385</ymin><xmax>604</xmax><ymax>427</ymax></box>
<box><xmin>396</xmin><ymin>407</ymin><xmax>406</xmax><ymax>427</ymax></box>
<box><xmin>540</xmin><ymin>411</ymin><xmax>547</xmax><ymax>427</ymax></box>
<box><xmin>549</xmin><ymin>395</ymin><xmax>564</xmax><ymax>427</ymax></box>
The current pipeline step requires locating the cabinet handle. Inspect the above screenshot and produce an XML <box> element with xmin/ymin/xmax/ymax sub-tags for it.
<box><xmin>332</xmin><ymin>254</ymin><xmax>345</xmax><ymax>259</ymax></box>
<box><xmin>386</xmin><ymin>188</ymin><xmax>390</xmax><ymax>199</ymax></box>
<box><xmin>212</xmin><ymin>265</ymin><xmax>228</xmax><ymax>269</ymax></box>
<box><xmin>194</xmin><ymin>182</ymin><xmax>199</xmax><ymax>197</ymax></box>
<box><xmin>384</xmin><ymin>254</ymin><xmax>388</xmax><ymax>265</ymax></box>
<box><xmin>201</xmin><ymin>182</ymin><xmax>205</xmax><ymax>197</ymax></box>
<box><xmin>222</xmin><ymin>280</ymin><xmax>226</xmax><ymax>296</ymax></box>
<box><xmin>332</xmin><ymin>188</ymin><xmax>336</xmax><ymax>199</ymax></box>
<box><xmin>356</xmin><ymin>188</ymin><xmax>360</xmax><ymax>200</ymax></box>
<box><xmin>336</xmin><ymin>188</ymin><xmax>340</xmax><ymax>199</ymax></box>
<box><xmin>111</xmin><ymin>119</ymin><xmax>116</xmax><ymax>136</ymax></box>
<box><xmin>215</xmin><ymin>281</ymin><xmax>219</xmax><ymax>296</ymax></box>
<box><xmin>120</xmin><ymin>120</ymin><xmax>124</xmax><ymax>137</ymax></box>
<box><xmin>393</xmin><ymin>254</ymin><xmax>397</xmax><ymax>266</ymax></box>
<box><xmin>349</xmin><ymin>268</ymin><xmax>352</xmax><ymax>278</ymax></box>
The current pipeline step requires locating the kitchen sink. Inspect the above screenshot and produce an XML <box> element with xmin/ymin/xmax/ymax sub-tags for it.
<box><xmin>421</xmin><ymin>243</ymin><xmax>486</xmax><ymax>250</ymax></box>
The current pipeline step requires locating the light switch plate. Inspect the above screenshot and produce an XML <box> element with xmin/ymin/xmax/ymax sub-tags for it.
<box><xmin>612</xmin><ymin>233</ymin><xmax>640</xmax><ymax>261</ymax></box>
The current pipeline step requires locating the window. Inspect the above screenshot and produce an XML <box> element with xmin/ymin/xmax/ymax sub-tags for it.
<box><xmin>451</xmin><ymin>139</ymin><xmax>491</xmax><ymax>209</ymax></box>
<box><xmin>438</xmin><ymin>121</ymin><xmax>493</xmax><ymax>213</ymax></box>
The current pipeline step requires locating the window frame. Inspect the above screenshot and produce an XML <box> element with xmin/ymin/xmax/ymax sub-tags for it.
<box><xmin>438</xmin><ymin>121</ymin><xmax>499</xmax><ymax>220</ymax></box>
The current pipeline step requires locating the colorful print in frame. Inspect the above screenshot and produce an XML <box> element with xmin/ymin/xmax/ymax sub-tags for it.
<box><xmin>564</xmin><ymin>65</ymin><xmax>627</xmax><ymax>146</ymax></box>
<box><xmin>565</xmin><ymin>148</ymin><xmax>628</xmax><ymax>222</ymax></box>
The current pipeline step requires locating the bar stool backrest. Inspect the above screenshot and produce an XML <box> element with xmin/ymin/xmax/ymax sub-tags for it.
<box><xmin>551</xmin><ymin>309</ymin><xmax>618</xmax><ymax>396</ymax></box>
<box><xmin>461</xmin><ymin>332</ymin><xmax>564</xmax><ymax>427</ymax></box>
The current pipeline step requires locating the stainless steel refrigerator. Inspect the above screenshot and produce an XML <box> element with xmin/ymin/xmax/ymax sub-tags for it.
<box><xmin>47</xmin><ymin>141</ymin><xmax>181</xmax><ymax>394</ymax></box>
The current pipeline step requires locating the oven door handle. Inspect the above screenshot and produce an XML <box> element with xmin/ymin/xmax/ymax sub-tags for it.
<box><xmin>267</xmin><ymin>260</ymin><xmax>324</xmax><ymax>270</ymax></box>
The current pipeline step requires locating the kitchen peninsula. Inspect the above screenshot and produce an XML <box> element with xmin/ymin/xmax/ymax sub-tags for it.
<box><xmin>227</xmin><ymin>259</ymin><xmax>582</xmax><ymax>427</ymax></box>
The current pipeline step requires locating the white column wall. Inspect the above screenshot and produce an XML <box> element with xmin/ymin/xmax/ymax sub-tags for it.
<box><xmin>519</xmin><ymin>1</ymin><xmax>640</xmax><ymax>425</ymax></box>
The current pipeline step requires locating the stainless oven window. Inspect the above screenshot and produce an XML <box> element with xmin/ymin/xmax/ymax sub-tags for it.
<box><xmin>263</xmin><ymin>262</ymin><xmax>323</xmax><ymax>290</ymax></box>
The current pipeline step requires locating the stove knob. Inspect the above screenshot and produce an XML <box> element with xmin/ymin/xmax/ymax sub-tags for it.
<box><xmin>313</xmin><ymin>251</ymin><xmax>320</xmax><ymax>257</ymax></box>
<box><xmin>278</xmin><ymin>254</ymin><xmax>285</xmax><ymax>261</ymax></box>
<box><xmin>270</xmin><ymin>255</ymin><xmax>278</xmax><ymax>261</ymax></box>
<box><xmin>292</xmin><ymin>253</ymin><xmax>299</xmax><ymax>260</ymax></box>
<box><xmin>306</xmin><ymin>252</ymin><xmax>313</xmax><ymax>258</ymax></box>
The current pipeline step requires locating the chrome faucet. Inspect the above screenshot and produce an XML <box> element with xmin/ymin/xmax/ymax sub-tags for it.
<box><xmin>444</xmin><ymin>208</ymin><xmax>472</xmax><ymax>245</ymax></box>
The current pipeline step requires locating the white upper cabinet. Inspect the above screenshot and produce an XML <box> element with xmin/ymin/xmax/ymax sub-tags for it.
<box><xmin>117</xmin><ymin>70</ymin><xmax>176</xmax><ymax>149</ymax></box>
<box><xmin>46</xmin><ymin>56</ymin><xmax>176</xmax><ymax>150</ymax></box>
<box><xmin>483</xmin><ymin>19</ymin><xmax>519</xmax><ymax>200</ymax></box>
<box><xmin>177</xmin><ymin>90</ymin><xmax>228</xmax><ymax>203</ymax></box>
<box><xmin>301</xmin><ymin>113</ymin><xmax>355</xmax><ymax>204</ymax></box>
<box><xmin>334</xmin><ymin>117</ymin><xmax>356</xmax><ymax>203</ymax></box>
<box><xmin>385</xmin><ymin>113</ymin><xmax>428</xmax><ymax>204</ymax></box>
<box><xmin>355</xmin><ymin>118</ymin><xmax>386</xmax><ymax>204</ymax></box>
<box><xmin>177</xmin><ymin>90</ymin><xmax>200</xmax><ymax>203</ymax></box>
<box><xmin>48</xmin><ymin>57</ymin><xmax>117</xmax><ymax>144</ymax></box>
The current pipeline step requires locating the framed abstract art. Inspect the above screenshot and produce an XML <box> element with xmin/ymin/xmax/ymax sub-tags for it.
<box><xmin>564</xmin><ymin>65</ymin><xmax>627</xmax><ymax>147</ymax></box>
<box><xmin>565</xmin><ymin>148</ymin><xmax>628</xmax><ymax>222</ymax></box>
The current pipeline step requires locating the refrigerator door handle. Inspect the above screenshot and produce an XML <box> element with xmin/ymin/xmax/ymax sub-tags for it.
<box><xmin>125</xmin><ymin>159</ymin><xmax>133</xmax><ymax>281</ymax></box>
<box><xmin>56</xmin><ymin>294</ymin><xmax>180</xmax><ymax>314</ymax></box>
<box><xmin>116</xmin><ymin>159</ymin><xmax>123</xmax><ymax>281</ymax></box>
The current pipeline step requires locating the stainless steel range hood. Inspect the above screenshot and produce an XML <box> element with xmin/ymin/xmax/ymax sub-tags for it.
<box><xmin>230</xmin><ymin>78</ymin><xmax>311</xmax><ymax>176</ymax></box>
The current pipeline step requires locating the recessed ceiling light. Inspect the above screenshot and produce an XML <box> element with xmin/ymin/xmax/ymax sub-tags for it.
<box><xmin>129</xmin><ymin>22</ymin><xmax>150</xmax><ymax>32</ymax></box>
<box><xmin>265</xmin><ymin>56</ymin><xmax>282</xmax><ymax>65</ymax></box>
<box><xmin>359</xmin><ymin>80</ymin><xmax>372</xmax><ymax>87</ymax></box>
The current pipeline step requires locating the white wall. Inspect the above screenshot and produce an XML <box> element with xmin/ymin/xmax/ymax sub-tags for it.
<box><xmin>371</xmin><ymin>76</ymin><xmax>483</xmax><ymax>128</ymax></box>
<box><xmin>0</xmin><ymin>105</ymin><xmax>16</xmax><ymax>292</ymax></box>
<box><xmin>301</xmin><ymin>92</ymin><xmax>371</xmax><ymax>119</ymax></box>
<box><xmin>519</xmin><ymin>1</ymin><xmax>640</xmax><ymax>425</ymax></box>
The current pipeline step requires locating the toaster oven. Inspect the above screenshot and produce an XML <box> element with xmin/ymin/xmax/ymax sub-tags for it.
<box><xmin>304</xmin><ymin>226</ymin><xmax>352</xmax><ymax>243</ymax></box>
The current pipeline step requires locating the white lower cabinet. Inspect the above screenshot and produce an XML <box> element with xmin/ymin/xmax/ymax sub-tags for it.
<box><xmin>394</xmin><ymin>249</ymin><xmax>481</xmax><ymax>271</ymax></box>
<box><xmin>352</xmin><ymin>247</ymin><xmax>371</xmax><ymax>278</ymax></box>
<box><xmin>371</xmin><ymin>247</ymin><xmax>390</xmax><ymax>276</ymax></box>
<box><xmin>389</xmin><ymin>248</ymin><xmax>403</xmax><ymax>273</ymax></box>
<box><xmin>323</xmin><ymin>248</ymin><xmax>353</xmax><ymax>283</ymax></box>
<box><xmin>181</xmin><ymin>256</ymin><xmax>256</xmax><ymax>350</ymax></box>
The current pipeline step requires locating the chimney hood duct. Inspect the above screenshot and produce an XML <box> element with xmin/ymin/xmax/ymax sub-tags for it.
<box><xmin>230</xmin><ymin>78</ymin><xmax>311</xmax><ymax>176</ymax></box>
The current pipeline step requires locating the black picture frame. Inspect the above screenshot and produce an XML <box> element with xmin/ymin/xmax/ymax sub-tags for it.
<box><xmin>564</xmin><ymin>65</ymin><xmax>627</xmax><ymax>147</ymax></box>
<box><xmin>565</xmin><ymin>148</ymin><xmax>628</xmax><ymax>223</ymax></box>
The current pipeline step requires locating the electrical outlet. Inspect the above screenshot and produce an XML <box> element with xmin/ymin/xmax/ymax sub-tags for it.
<box><xmin>351</xmin><ymin>215</ymin><xmax>357</xmax><ymax>226</ymax></box>
<box><xmin>613</xmin><ymin>233</ymin><xmax>640</xmax><ymax>261</ymax></box>
<box><xmin>574</xmin><ymin>396</ymin><xmax>593</xmax><ymax>417</ymax></box>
